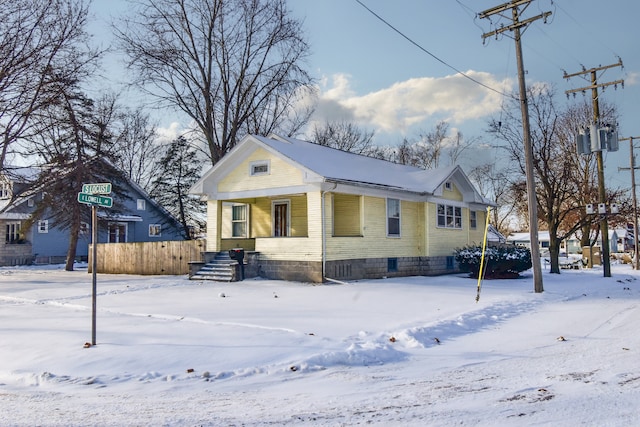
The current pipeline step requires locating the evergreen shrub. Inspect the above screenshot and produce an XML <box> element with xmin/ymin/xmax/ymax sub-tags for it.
<box><xmin>454</xmin><ymin>244</ymin><xmax>532</xmax><ymax>279</ymax></box>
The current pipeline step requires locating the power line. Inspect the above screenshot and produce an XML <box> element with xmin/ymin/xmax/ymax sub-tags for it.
<box><xmin>353</xmin><ymin>0</ymin><xmax>515</xmax><ymax>100</ymax></box>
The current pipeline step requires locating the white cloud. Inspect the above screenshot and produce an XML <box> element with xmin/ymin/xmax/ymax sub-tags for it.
<box><xmin>311</xmin><ymin>71</ymin><xmax>514</xmax><ymax>134</ymax></box>
<box><xmin>155</xmin><ymin>122</ymin><xmax>182</xmax><ymax>144</ymax></box>
<box><xmin>624</xmin><ymin>71</ymin><xmax>638</xmax><ymax>86</ymax></box>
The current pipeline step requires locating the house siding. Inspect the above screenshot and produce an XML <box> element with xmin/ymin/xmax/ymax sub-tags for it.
<box><xmin>426</xmin><ymin>204</ymin><xmax>487</xmax><ymax>256</ymax></box>
<box><xmin>443</xmin><ymin>183</ymin><xmax>464</xmax><ymax>201</ymax></box>
<box><xmin>253</xmin><ymin>192</ymin><xmax>322</xmax><ymax>262</ymax></box>
<box><xmin>218</xmin><ymin>147</ymin><xmax>305</xmax><ymax>193</ymax></box>
<box><xmin>325</xmin><ymin>195</ymin><xmax>424</xmax><ymax>261</ymax></box>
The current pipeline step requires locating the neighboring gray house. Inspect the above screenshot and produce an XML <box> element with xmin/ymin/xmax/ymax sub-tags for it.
<box><xmin>0</xmin><ymin>163</ymin><xmax>186</xmax><ymax>266</ymax></box>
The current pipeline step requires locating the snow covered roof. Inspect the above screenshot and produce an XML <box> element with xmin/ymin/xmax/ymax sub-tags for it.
<box><xmin>192</xmin><ymin>134</ymin><xmax>494</xmax><ymax>205</ymax></box>
<box><xmin>508</xmin><ymin>231</ymin><xmax>551</xmax><ymax>243</ymax></box>
<box><xmin>0</xmin><ymin>165</ymin><xmax>39</xmax><ymax>182</ymax></box>
<box><xmin>255</xmin><ymin>134</ymin><xmax>457</xmax><ymax>194</ymax></box>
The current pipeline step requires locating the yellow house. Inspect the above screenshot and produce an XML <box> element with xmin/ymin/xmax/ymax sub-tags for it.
<box><xmin>189</xmin><ymin>134</ymin><xmax>494</xmax><ymax>282</ymax></box>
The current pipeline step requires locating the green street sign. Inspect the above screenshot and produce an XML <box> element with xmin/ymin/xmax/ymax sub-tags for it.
<box><xmin>78</xmin><ymin>192</ymin><xmax>113</xmax><ymax>208</ymax></box>
<box><xmin>82</xmin><ymin>182</ymin><xmax>112</xmax><ymax>195</ymax></box>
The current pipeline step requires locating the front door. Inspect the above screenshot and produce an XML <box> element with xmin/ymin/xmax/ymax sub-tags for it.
<box><xmin>273</xmin><ymin>201</ymin><xmax>289</xmax><ymax>237</ymax></box>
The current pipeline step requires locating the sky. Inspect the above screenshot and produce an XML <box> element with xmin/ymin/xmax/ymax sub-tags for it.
<box><xmin>90</xmin><ymin>0</ymin><xmax>640</xmax><ymax>189</ymax></box>
<box><xmin>1</xmin><ymin>260</ymin><xmax>639</xmax><ymax>425</ymax></box>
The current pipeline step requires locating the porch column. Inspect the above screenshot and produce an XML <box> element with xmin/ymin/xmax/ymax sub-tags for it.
<box><xmin>206</xmin><ymin>200</ymin><xmax>223</xmax><ymax>252</ymax></box>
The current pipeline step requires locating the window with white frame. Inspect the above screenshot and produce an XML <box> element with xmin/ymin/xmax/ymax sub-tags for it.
<box><xmin>37</xmin><ymin>219</ymin><xmax>49</xmax><ymax>233</ymax></box>
<box><xmin>470</xmin><ymin>210</ymin><xmax>477</xmax><ymax>229</ymax></box>
<box><xmin>79</xmin><ymin>222</ymin><xmax>90</xmax><ymax>235</ymax></box>
<box><xmin>387</xmin><ymin>198</ymin><xmax>401</xmax><ymax>237</ymax></box>
<box><xmin>137</xmin><ymin>199</ymin><xmax>146</xmax><ymax>210</ymax></box>
<box><xmin>5</xmin><ymin>222</ymin><xmax>21</xmax><ymax>243</ymax></box>
<box><xmin>231</xmin><ymin>204</ymin><xmax>248</xmax><ymax>237</ymax></box>
<box><xmin>250</xmin><ymin>160</ymin><xmax>270</xmax><ymax>176</ymax></box>
<box><xmin>0</xmin><ymin>181</ymin><xmax>11</xmax><ymax>199</ymax></box>
<box><xmin>437</xmin><ymin>204</ymin><xmax>462</xmax><ymax>229</ymax></box>
<box><xmin>149</xmin><ymin>224</ymin><xmax>162</xmax><ymax>237</ymax></box>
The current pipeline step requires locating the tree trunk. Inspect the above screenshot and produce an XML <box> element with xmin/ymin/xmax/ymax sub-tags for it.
<box><xmin>548</xmin><ymin>232</ymin><xmax>562</xmax><ymax>274</ymax></box>
<box><xmin>65</xmin><ymin>225</ymin><xmax>80</xmax><ymax>271</ymax></box>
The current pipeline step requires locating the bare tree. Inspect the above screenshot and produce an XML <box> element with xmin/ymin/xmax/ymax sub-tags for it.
<box><xmin>490</xmin><ymin>85</ymin><xmax>619</xmax><ymax>273</ymax></box>
<box><xmin>115</xmin><ymin>0</ymin><xmax>313</xmax><ymax>165</ymax></box>
<box><xmin>311</xmin><ymin>120</ymin><xmax>376</xmax><ymax>154</ymax></box>
<box><xmin>468</xmin><ymin>162</ymin><xmax>519</xmax><ymax>237</ymax></box>
<box><xmin>393</xmin><ymin>121</ymin><xmax>450</xmax><ymax>169</ymax></box>
<box><xmin>447</xmin><ymin>130</ymin><xmax>476</xmax><ymax>166</ymax></box>
<box><xmin>0</xmin><ymin>0</ymin><xmax>96</xmax><ymax>170</ymax></box>
<box><xmin>112</xmin><ymin>106</ymin><xmax>159</xmax><ymax>191</ymax></box>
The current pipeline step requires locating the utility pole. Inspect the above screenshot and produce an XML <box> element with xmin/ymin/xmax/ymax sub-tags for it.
<box><xmin>479</xmin><ymin>1</ymin><xmax>551</xmax><ymax>294</ymax></box>
<box><xmin>619</xmin><ymin>136</ymin><xmax>640</xmax><ymax>270</ymax></box>
<box><xmin>564</xmin><ymin>61</ymin><xmax>623</xmax><ymax>278</ymax></box>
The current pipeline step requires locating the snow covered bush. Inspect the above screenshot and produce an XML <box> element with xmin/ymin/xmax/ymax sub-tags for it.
<box><xmin>454</xmin><ymin>245</ymin><xmax>532</xmax><ymax>279</ymax></box>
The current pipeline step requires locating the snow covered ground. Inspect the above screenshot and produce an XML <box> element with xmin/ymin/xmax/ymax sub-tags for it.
<box><xmin>1</xmin><ymin>261</ymin><xmax>639</xmax><ymax>426</ymax></box>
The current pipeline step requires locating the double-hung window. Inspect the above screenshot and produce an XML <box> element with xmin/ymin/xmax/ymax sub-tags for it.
<box><xmin>470</xmin><ymin>211</ymin><xmax>477</xmax><ymax>229</ymax></box>
<box><xmin>387</xmin><ymin>198</ymin><xmax>400</xmax><ymax>237</ymax></box>
<box><xmin>232</xmin><ymin>204</ymin><xmax>248</xmax><ymax>238</ymax></box>
<box><xmin>5</xmin><ymin>222</ymin><xmax>21</xmax><ymax>243</ymax></box>
<box><xmin>149</xmin><ymin>224</ymin><xmax>162</xmax><ymax>237</ymax></box>
<box><xmin>37</xmin><ymin>220</ymin><xmax>49</xmax><ymax>233</ymax></box>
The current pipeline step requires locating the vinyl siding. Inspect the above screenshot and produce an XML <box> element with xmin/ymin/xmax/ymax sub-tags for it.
<box><xmin>248</xmin><ymin>195</ymin><xmax>308</xmax><ymax>238</ymax></box>
<box><xmin>325</xmin><ymin>195</ymin><xmax>424</xmax><ymax>261</ymax></box>
<box><xmin>426</xmin><ymin>203</ymin><xmax>481</xmax><ymax>256</ymax></box>
<box><xmin>218</xmin><ymin>147</ymin><xmax>304</xmax><ymax>193</ymax></box>
<box><xmin>442</xmin><ymin>182</ymin><xmax>464</xmax><ymax>201</ymax></box>
<box><xmin>467</xmin><ymin>208</ymin><xmax>487</xmax><ymax>245</ymax></box>
<box><xmin>255</xmin><ymin>191</ymin><xmax>322</xmax><ymax>261</ymax></box>
<box><xmin>251</xmin><ymin>198</ymin><xmax>271</xmax><ymax>237</ymax></box>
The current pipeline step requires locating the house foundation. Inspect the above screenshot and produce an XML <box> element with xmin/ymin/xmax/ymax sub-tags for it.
<box><xmin>0</xmin><ymin>243</ymin><xmax>33</xmax><ymax>266</ymax></box>
<box><xmin>201</xmin><ymin>252</ymin><xmax>460</xmax><ymax>283</ymax></box>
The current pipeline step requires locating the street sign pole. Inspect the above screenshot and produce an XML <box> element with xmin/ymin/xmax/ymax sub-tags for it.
<box><xmin>91</xmin><ymin>204</ymin><xmax>97</xmax><ymax>346</ymax></box>
<box><xmin>78</xmin><ymin>182</ymin><xmax>112</xmax><ymax>347</ymax></box>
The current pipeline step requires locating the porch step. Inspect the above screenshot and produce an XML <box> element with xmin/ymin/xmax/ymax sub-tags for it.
<box><xmin>190</xmin><ymin>252</ymin><xmax>237</xmax><ymax>281</ymax></box>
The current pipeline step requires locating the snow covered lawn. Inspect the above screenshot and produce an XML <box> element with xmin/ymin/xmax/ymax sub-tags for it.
<box><xmin>1</xmin><ymin>263</ymin><xmax>638</xmax><ymax>426</ymax></box>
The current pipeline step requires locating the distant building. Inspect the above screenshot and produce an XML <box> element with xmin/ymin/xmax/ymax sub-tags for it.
<box><xmin>0</xmin><ymin>160</ymin><xmax>185</xmax><ymax>266</ymax></box>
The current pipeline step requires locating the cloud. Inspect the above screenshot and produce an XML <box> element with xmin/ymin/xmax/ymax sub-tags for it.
<box><xmin>155</xmin><ymin>122</ymin><xmax>182</xmax><ymax>144</ymax></box>
<box><xmin>624</xmin><ymin>71</ymin><xmax>638</xmax><ymax>86</ymax></box>
<box><xmin>312</xmin><ymin>72</ymin><xmax>513</xmax><ymax>134</ymax></box>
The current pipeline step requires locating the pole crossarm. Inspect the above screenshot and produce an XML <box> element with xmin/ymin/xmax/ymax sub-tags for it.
<box><xmin>478</xmin><ymin>0</ymin><xmax>534</xmax><ymax>19</ymax></box>
<box><xmin>481</xmin><ymin>12</ymin><xmax>552</xmax><ymax>39</ymax></box>
<box><xmin>565</xmin><ymin>79</ymin><xmax>624</xmax><ymax>95</ymax></box>
<box><xmin>563</xmin><ymin>60</ymin><xmax>623</xmax><ymax>80</ymax></box>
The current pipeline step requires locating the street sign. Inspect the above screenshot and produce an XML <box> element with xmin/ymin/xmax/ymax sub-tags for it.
<box><xmin>78</xmin><ymin>192</ymin><xmax>113</xmax><ymax>208</ymax></box>
<box><xmin>82</xmin><ymin>182</ymin><xmax>112</xmax><ymax>195</ymax></box>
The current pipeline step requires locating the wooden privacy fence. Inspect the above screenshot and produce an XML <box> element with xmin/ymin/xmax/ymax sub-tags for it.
<box><xmin>90</xmin><ymin>240</ymin><xmax>206</xmax><ymax>275</ymax></box>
